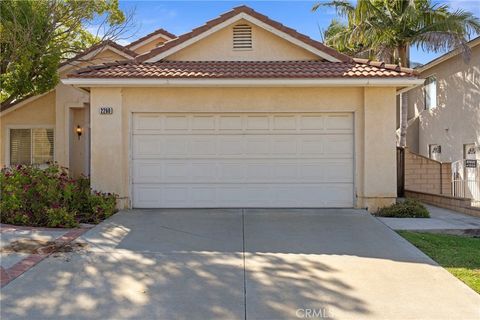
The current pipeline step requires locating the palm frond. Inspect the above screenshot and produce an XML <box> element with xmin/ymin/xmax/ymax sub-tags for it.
<box><xmin>414</xmin><ymin>31</ymin><xmax>471</xmax><ymax>61</ymax></box>
<box><xmin>312</xmin><ymin>0</ymin><xmax>355</xmax><ymax>18</ymax></box>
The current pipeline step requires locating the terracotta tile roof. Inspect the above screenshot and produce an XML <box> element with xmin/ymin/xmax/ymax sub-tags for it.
<box><xmin>69</xmin><ymin>60</ymin><xmax>417</xmax><ymax>79</ymax></box>
<box><xmin>60</xmin><ymin>40</ymin><xmax>138</xmax><ymax>68</ymax></box>
<box><xmin>135</xmin><ymin>5</ymin><xmax>351</xmax><ymax>63</ymax></box>
<box><xmin>126</xmin><ymin>28</ymin><xmax>176</xmax><ymax>49</ymax></box>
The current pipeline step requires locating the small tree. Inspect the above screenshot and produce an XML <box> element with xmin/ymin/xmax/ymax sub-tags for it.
<box><xmin>313</xmin><ymin>0</ymin><xmax>480</xmax><ymax>146</ymax></box>
<box><xmin>0</xmin><ymin>0</ymin><xmax>133</xmax><ymax>109</ymax></box>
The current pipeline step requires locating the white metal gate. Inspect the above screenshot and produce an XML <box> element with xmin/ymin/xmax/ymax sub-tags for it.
<box><xmin>452</xmin><ymin>159</ymin><xmax>480</xmax><ymax>206</ymax></box>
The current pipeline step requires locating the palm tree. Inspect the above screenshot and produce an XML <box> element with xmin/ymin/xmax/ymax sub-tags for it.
<box><xmin>313</xmin><ymin>0</ymin><xmax>480</xmax><ymax>146</ymax></box>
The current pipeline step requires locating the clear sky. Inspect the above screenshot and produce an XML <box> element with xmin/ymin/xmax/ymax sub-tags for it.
<box><xmin>116</xmin><ymin>0</ymin><xmax>480</xmax><ymax>65</ymax></box>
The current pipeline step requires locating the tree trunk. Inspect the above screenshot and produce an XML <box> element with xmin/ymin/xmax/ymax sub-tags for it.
<box><xmin>398</xmin><ymin>44</ymin><xmax>410</xmax><ymax>147</ymax></box>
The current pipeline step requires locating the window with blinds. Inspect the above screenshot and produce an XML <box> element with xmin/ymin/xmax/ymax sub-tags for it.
<box><xmin>9</xmin><ymin>128</ymin><xmax>54</xmax><ymax>165</ymax></box>
<box><xmin>233</xmin><ymin>24</ymin><xmax>252</xmax><ymax>50</ymax></box>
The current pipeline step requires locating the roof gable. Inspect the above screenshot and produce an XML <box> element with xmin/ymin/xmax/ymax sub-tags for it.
<box><xmin>126</xmin><ymin>28</ymin><xmax>176</xmax><ymax>54</ymax></box>
<box><xmin>59</xmin><ymin>40</ymin><xmax>137</xmax><ymax>73</ymax></box>
<box><xmin>136</xmin><ymin>6</ymin><xmax>350</xmax><ymax>63</ymax></box>
<box><xmin>166</xmin><ymin>19</ymin><xmax>319</xmax><ymax>61</ymax></box>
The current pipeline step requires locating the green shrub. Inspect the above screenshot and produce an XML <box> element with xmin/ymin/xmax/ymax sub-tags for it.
<box><xmin>0</xmin><ymin>164</ymin><xmax>118</xmax><ymax>227</ymax></box>
<box><xmin>46</xmin><ymin>207</ymin><xmax>77</xmax><ymax>228</ymax></box>
<box><xmin>375</xmin><ymin>199</ymin><xmax>430</xmax><ymax>218</ymax></box>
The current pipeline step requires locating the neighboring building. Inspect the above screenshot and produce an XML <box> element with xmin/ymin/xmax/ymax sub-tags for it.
<box><xmin>2</xmin><ymin>6</ymin><xmax>422</xmax><ymax>211</ymax></box>
<box><xmin>0</xmin><ymin>30</ymin><xmax>175</xmax><ymax>177</ymax></box>
<box><xmin>404</xmin><ymin>36</ymin><xmax>480</xmax><ymax>163</ymax></box>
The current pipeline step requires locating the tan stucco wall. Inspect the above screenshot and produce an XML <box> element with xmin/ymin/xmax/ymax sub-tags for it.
<box><xmin>89</xmin><ymin>86</ymin><xmax>397</xmax><ymax>211</ymax></box>
<box><xmin>167</xmin><ymin>19</ymin><xmax>318</xmax><ymax>61</ymax></box>
<box><xmin>54</xmin><ymin>83</ymin><xmax>89</xmax><ymax>168</ymax></box>
<box><xmin>1</xmin><ymin>47</ymin><xmax>124</xmax><ymax>172</ymax></box>
<box><xmin>361</xmin><ymin>87</ymin><xmax>397</xmax><ymax>211</ymax></box>
<box><xmin>132</xmin><ymin>37</ymin><xmax>169</xmax><ymax>55</ymax></box>
<box><xmin>406</xmin><ymin>44</ymin><xmax>480</xmax><ymax>161</ymax></box>
<box><xmin>70</xmin><ymin>106</ymin><xmax>90</xmax><ymax>177</ymax></box>
<box><xmin>0</xmin><ymin>91</ymin><xmax>56</xmax><ymax>167</ymax></box>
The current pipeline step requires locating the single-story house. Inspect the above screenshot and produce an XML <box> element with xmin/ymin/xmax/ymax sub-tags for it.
<box><xmin>1</xmin><ymin>6</ymin><xmax>423</xmax><ymax>211</ymax></box>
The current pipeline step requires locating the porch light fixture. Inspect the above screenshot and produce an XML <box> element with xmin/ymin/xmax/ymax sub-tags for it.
<box><xmin>75</xmin><ymin>125</ymin><xmax>82</xmax><ymax>140</ymax></box>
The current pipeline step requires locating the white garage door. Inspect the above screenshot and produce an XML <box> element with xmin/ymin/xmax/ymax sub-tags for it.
<box><xmin>132</xmin><ymin>113</ymin><xmax>354</xmax><ymax>208</ymax></box>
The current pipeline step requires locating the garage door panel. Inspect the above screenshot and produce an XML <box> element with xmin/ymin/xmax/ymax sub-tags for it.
<box><xmin>133</xmin><ymin>183</ymin><xmax>354</xmax><ymax>208</ymax></box>
<box><xmin>323</xmin><ymin>135</ymin><xmax>354</xmax><ymax>155</ymax></box>
<box><xmin>246</xmin><ymin>116</ymin><xmax>270</xmax><ymax>130</ymax></box>
<box><xmin>133</xmin><ymin>159</ymin><xmax>353</xmax><ymax>184</ymax></box>
<box><xmin>272</xmin><ymin>137</ymin><xmax>297</xmax><ymax>154</ymax></box>
<box><xmin>244</xmin><ymin>137</ymin><xmax>270</xmax><ymax>155</ymax></box>
<box><xmin>165</xmin><ymin>115</ymin><xmax>189</xmax><ymax>130</ymax></box>
<box><xmin>299</xmin><ymin>115</ymin><xmax>325</xmax><ymax>130</ymax></box>
<box><xmin>133</xmin><ymin>134</ymin><xmax>353</xmax><ymax>159</ymax></box>
<box><xmin>190</xmin><ymin>187</ymin><xmax>216</xmax><ymax>205</ymax></box>
<box><xmin>190</xmin><ymin>137</ymin><xmax>217</xmax><ymax>156</ymax></box>
<box><xmin>133</xmin><ymin>136</ymin><xmax>161</xmax><ymax>156</ymax></box>
<box><xmin>325</xmin><ymin>114</ymin><xmax>354</xmax><ymax>132</ymax></box>
<box><xmin>192</xmin><ymin>116</ymin><xmax>216</xmax><ymax>130</ymax></box>
<box><xmin>299</xmin><ymin>137</ymin><xmax>324</xmax><ymax>155</ymax></box>
<box><xmin>219</xmin><ymin>116</ymin><xmax>243</xmax><ymax>131</ymax></box>
<box><xmin>133</xmin><ymin>114</ymin><xmax>163</xmax><ymax>131</ymax></box>
<box><xmin>218</xmin><ymin>162</ymin><xmax>245</xmax><ymax>181</ymax></box>
<box><xmin>218</xmin><ymin>136</ymin><xmax>243</xmax><ymax>155</ymax></box>
<box><xmin>132</xmin><ymin>113</ymin><xmax>354</xmax><ymax>208</ymax></box>
<box><xmin>273</xmin><ymin>116</ymin><xmax>296</xmax><ymax>130</ymax></box>
<box><xmin>245</xmin><ymin>163</ymin><xmax>272</xmax><ymax>180</ymax></box>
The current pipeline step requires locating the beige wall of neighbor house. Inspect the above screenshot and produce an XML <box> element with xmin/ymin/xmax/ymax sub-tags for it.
<box><xmin>406</xmin><ymin>44</ymin><xmax>480</xmax><ymax>162</ymax></box>
<box><xmin>167</xmin><ymin>19</ymin><xmax>319</xmax><ymax>61</ymax></box>
<box><xmin>0</xmin><ymin>91</ymin><xmax>56</xmax><ymax>167</ymax></box>
<box><xmin>88</xmin><ymin>86</ymin><xmax>397</xmax><ymax>211</ymax></box>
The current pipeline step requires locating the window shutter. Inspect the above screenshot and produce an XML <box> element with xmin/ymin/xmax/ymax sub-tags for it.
<box><xmin>233</xmin><ymin>24</ymin><xmax>252</xmax><ymax>50</ymax></box>
<box><xmin>10</xmin><ymin>129</ymin><xmax>31</xmax><ymax>165</ymax></box>
<box><xmin>32</xmin><ymin>128</ymin><xmax>54</xmax><ymax>164</ymax></box>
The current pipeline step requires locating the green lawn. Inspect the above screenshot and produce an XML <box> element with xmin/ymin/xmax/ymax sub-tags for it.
<box><xmin>398</xmin><ymin>231</ymin><xmax>480</xmax><ymax>294</ymax></box>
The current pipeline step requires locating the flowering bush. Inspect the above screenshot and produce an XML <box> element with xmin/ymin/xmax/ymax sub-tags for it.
<box><xmin>0</xmin><ymin>164</ymin><xmax>117</xmax><ymax>227</ymax></box>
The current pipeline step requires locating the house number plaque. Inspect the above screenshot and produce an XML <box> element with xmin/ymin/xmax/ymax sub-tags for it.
<box><xmin>99</xmin><ymin>107</ymin><xmax>113</xmax><ymax>115</ymax></box>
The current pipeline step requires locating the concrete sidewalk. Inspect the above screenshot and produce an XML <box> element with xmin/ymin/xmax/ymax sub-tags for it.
<box><xmin>378</xmin><ymin>204</ymin><xmax>480</xmax><ymax>231</ymax></box>
<box><xmin>1</xmin><ymin>209</ymin><xmax>479</xmax><ymax>320</ymax></box>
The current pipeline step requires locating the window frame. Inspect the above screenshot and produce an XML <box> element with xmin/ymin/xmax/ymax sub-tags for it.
<box><xmin>428</xmin><ymin>144</ymin><xmax>441</xmax><ymax>160</ymax></box>
<box><xmin>6</xmin><ymin>125</ymin><xmax>55</xmax><ymax>167</ymax></box>
<box><xmin>464</xmin><ymin>143</ymin><xmax>477</xmax><ymax>160</ymax></box>
<box><xmin>424</xmin><ymin>75</ymin><xmax>437</xmax><ymax>110</ymax></box>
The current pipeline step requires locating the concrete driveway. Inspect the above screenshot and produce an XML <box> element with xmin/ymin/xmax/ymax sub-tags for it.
<box><xmin>1</xmin><ymin>209</ymin><xmax>479</xmax><ymax>320</ymax></box>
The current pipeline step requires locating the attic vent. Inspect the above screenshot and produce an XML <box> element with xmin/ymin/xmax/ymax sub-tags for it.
<box><xmin>233</xmin><ymin>24</ymin><xmax>252</xmax><ymax>50</ymax></box>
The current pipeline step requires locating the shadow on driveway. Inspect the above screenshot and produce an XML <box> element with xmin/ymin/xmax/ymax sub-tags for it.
<box><xmin>1</xmin><ymin>209</ymin><xmax>479</xmax><ymax>319</ymax></box>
